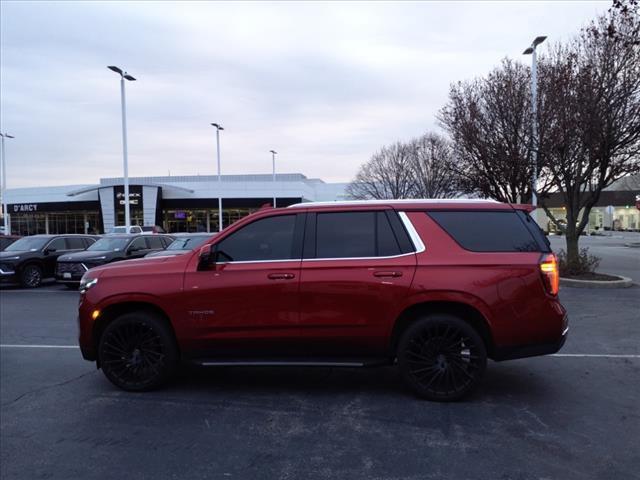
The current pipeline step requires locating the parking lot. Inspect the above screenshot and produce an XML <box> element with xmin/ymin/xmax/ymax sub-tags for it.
<box><xmin>0</xmin><ymin>282</ymin><xmax>638</xmax><ymax>480</ymax></box>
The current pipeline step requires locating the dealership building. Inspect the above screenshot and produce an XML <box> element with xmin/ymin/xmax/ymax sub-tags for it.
<box><xmin>2</xmin><ymin>173</ymin><xmax>638</xmax><ymax>236</ymax></box>
<box><xmin>2</xmin><ymin>173</ymin><xmax>349</xmax><ymax>236</ymax></box>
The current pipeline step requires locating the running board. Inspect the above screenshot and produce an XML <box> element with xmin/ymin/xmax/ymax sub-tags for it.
<box><xmin>192</xmin><ymin>358</ymin><xmax>391</xmax><ymax>368</ymax></box>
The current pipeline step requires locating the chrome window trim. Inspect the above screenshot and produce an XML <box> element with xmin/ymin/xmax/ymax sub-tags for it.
<box><xmin>210</xmin><ymin>210</ymin><xmax>426</xmax><ymax>265</ymax></box>
<box><xmin>398</xmin><ymin>211</ymin><xmax>426</xmax><ymax>253</ymax></box>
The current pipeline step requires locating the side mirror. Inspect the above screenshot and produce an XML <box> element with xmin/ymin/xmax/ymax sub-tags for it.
<box><xmin>44</xmin><ymin>247</ymin><xmax>55</xmax><ymax>255</ymax></box>
<box><xmin>197</xmin><ymin>245</ymin><xmax>212</xmax><ymax>271</ymax></box>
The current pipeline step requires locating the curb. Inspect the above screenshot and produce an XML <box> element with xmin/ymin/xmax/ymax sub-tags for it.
<box><xmin>560</xmin><ymin>275</ymin><xmax>633</xmax><ymax>289</ymax></box>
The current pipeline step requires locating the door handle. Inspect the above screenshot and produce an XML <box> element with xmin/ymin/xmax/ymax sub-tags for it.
<box><xmin>373</xmin><ymin>271</ymin><xmax>403</xmax><ymax>278</ymax></box>
<box><xmin>267</xmin><ymin>273</ymin><xmax>296</xmax><ymax>280</ymax></box>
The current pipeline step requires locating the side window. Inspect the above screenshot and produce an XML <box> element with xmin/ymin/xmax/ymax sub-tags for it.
<box><xmin>162</xmin><ymin>236</ymin><xmax>173</xmax><ymax>248</ymax></box>
<box><xmin>377</xmin><ymin>212</ymin><xmax>402</xmax><ymax>257</ymax></box>
<box><xmin>46</xmin><ymin>238</ymin><xmax>67</xmax><ymax>252</ymax></box>
<box><xmin>128</xmin><ymin>237</ymin><xmax>148</xmax><ymax>251</ymax></box>
<box><xmin>66</xmin><ymin>237</ymin><xmax>86</xmax><ymax>250</ymax></box>
<box><xmin>83</xmin><ymin>238</ymin><xmax>97</xmax><ymax>248</ymax></box>
<box><xmin>316</xmin><ymin>212</ymin><xmax>376</xmax><ymax>258</ymax></box>
<box><xmin>216</xmin><ymin>215</ymin><xmax>297</xmax><ymax>262</ymax></box>
<box><xmin>146</xmin><ymin>236</ymin><xmax>164</xmax><ymax>250</ymax></box>
<box><xmin>427</xmin><ymin>211</ymin><xmax>541</xmax><ymax>252</ymax></box>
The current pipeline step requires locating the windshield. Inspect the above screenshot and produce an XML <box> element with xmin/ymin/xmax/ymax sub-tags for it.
<box><xmin>4</xmin><ymin>237</ymin><xmax>49</xmax><ymax>252</ymax></box>
<box><xmin>87</xmin><ymin>238</ymin><xmax>130</xmax><ymax>251</ymax></box>
<box><xmin>167</xmin><ymin>235</ymin><xmax>211</xmax><ymax>251</ymax></box>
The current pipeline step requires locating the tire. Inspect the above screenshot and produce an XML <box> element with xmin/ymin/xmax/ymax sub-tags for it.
<box><xmin>20</xmin><ymin>264</ymin><xmax>43</xmax><ymax>288</ymax></box>
<box><xmin>98</xmin><ymin>312</ymin><xmax>178</xmax><ymax>392</ymax></box>
<box><xmin>397</xmin><ymin>314</ymin><xmax>487</xmax><ymax>401</ymax></box>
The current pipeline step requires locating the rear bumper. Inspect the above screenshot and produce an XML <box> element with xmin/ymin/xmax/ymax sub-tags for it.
<box><xmin>492</xmin><ymin>315</ymin><xmax>569</xmax><ymax>361</ymax></box>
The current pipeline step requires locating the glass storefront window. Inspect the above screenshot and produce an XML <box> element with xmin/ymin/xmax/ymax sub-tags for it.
<box><xmin>11</xmin><ymin>213</ymin><xmax>47</xmax><ymax>236</ymax></box>
<box><xmin>162</xmin><ymin>208</ymin><xmax>260</xmax><ymax>233</ymax></box>
<box><xmin>10</xmin><ymin>211</ymin><xmax>101</xmax><ymax>236</ymax></box>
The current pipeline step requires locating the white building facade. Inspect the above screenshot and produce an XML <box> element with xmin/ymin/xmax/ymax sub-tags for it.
<box><xmin>3</xmin><ymin>173</ymin><xmax>349</xmax><ymax>235</ymax></box>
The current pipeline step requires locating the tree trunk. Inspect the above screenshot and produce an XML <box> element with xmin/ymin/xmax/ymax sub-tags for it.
<box><xmin>564</xmin><ymin>228</ymin><xmax>580</xmax><ymax>274</ymax></box>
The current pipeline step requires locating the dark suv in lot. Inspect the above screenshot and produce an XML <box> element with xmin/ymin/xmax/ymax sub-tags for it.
<box><xmin>56</xmin><ymin>234</ymin><xmax>173</xmax><ymax>287</ymax></box>
<box><xmin>0</xmin><ymin>234</ymin><xmax>98</xmax><ymax>287</ymax></box>
<box><xmin>77</xmin><ymin>200</ymin><xmax>567</xmax><ymax>401</ymax></box>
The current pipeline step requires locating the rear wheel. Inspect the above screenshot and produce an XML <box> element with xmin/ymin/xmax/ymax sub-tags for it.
<box><xmin>98</xmin><ymin>312</ymin><xmax>178</xmax><ymax>391</ymax></box>
<box><xmin>20</xmin><ymin>264</ymin><xmax>43</xmax><ymax>288</ymax></box>
<box><xmin>397</xmin><ymin>314</ymin><xmax>487</xmax><ymax>401</ymax></box>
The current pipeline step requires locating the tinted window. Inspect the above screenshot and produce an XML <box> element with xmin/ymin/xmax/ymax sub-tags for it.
<box><xmin>146</xmin><ymin>236</ymin><xmax>165</xmax><ymax>250</ymax></box>
<box><xmin>316</xmin><ymin>212</ymin><xmax>376</xmax><ymax>258</ymax></box>
<box><xmin>47</xmin><ymin>238</ymin><xmax>67</xmax><ymax>251</ymax></box>
<box><xmin>427</xmin><ymin>211</ymin><xmax>540</xmax><ymax>252</ymax></box>
<box><xmin>83</xmin><ymin>238</ymin><xmax>97</xmax><ymax>248</ymax></box>
<box><xmin>66</xmin><ymin>237</ymin><xmax>86</xmax><ymax>250</ymax></box>
<box><xmin>377</xmin><ymin>212</ymin><xmax>402</xmax><ymax>257</ymax></box>
<box><xmin>216</xmin><ymin>215</ymin><xmax>297</xmax><ymax>262</ymax></box>
<box><xmin>167</xmin><ymin>235</ymin><xmax>210</xmax><ymax>250</ymax></box>
<box><xmin>128</xmin><ymin>237</ymin><xmax>148</xmax><ymax>251</ymax></box>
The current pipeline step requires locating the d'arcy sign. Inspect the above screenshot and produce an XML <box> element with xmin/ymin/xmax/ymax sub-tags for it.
<box><xmin>13</xmin><ymin>204</ymin><xmax>38</xmax><ymax>212</ymax></box>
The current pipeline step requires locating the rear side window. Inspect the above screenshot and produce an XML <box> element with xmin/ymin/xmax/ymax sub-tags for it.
<box><xmin>314</xmin><ymin>211</ymin><xmax>402</xmax><ymax>259</ymax></box>
<box><xmin>66</xmin><ymin>237</ymin><xmax>86</xmax><ymax>250</ymax></box>
<box><xmin>146</xmin><ymin>236</ymin><xmax>165</xmax><ymax>250</ymax></box>
<box><xmin>216</xmin><ymin>214</ymin><xmax>297</xmax><ymax>262</ymax></box>
<box><xmin>427</xmin><ymin>211</ymin><xmax>542</xmax><ymax>252</ymax></box>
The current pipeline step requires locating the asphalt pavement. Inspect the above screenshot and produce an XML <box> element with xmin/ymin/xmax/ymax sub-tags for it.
<box><xmin>1</xmin><ymin>284</ymin><xmax>639</xmax><ymax>480</ymax></box>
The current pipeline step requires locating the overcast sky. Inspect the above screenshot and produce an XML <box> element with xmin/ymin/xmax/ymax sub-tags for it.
<box><xmin>1</xmin><ymin>0</ymin><xmax>608</xmax><ymax>188</ymax></box>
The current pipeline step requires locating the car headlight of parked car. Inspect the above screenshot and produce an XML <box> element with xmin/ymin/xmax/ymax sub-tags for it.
<box><xmin>3</xmin><ymin>256</ymin><xmax>21</xmax><ymax>260</ymax></box>
<box><xmin>79</xmin><ymin>277</ymin><xmax>98</xmax><ymax>293</ymax></box>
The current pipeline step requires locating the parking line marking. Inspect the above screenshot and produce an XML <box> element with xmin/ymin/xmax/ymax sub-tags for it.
<box><xmin>0</xmin><ymin>344</ymin><xmax>79</xmax><ymax>349</ymax></box>
<box><xmin>552</xmin><ymin>353</ymin><xmax>640</xmax><ymax>358</ymax></box>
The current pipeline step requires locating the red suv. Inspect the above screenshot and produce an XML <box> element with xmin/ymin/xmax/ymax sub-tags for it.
<box><xmin>77</xmin><ymin>200</ymin><xmax>567</xmax><ymax>401</ymax></box>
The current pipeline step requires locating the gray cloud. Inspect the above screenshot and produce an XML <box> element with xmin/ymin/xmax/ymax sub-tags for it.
<box><xmin>1</xmin><ymin>0</ymin><xmax>608</xmax><ymax>187</ymax></box>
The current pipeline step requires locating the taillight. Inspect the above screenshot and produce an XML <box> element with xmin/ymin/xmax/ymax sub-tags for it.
<box><xmin>540</xmin><ymin>253</ymin><xmax>559</xmax><ymax>296</ymax></box>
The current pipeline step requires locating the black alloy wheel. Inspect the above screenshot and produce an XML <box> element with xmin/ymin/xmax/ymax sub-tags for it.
<box><xmin>98</xmin><ymin>313</ymin><xmax>178</xmax><ymax>391</ymax></box>
<box><xmin>397</xmin><ymin>315</ymin><xmax>487</xmax><ymax>401</ymax></box>
<box><xmin>20</xmin><ymin>264</ymin><xmax>43</xmax><ymax>288</ymax></box>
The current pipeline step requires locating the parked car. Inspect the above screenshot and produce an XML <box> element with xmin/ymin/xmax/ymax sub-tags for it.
<box><xmin>56</xmin><ymin>234</ymin><xmax>173</xmax><ymax>288</ymax></box>
<box><xmin>0</xmin><ymin>234</ymin><xmax>98</xmax><ymax>288</ymax></box>
<box><xmin>77</xmin><ymin>200</ymin><xmax>567</xmax><ymax>401</ymax></box>
<box><xmin>108</xmin><ymin>226</ymin><xmax>143</xmax><ymax>234</ymax></box>
<box><xmin>0</xmin><ymin>235</ymin><xmax>21</xmax><ymax>251</ymax></box>
<box><xmin>145</xmin><ymin>233</ymin><xmax>214</xmax><ymax>258</ymax></box>
<box><xmin>141</xmin><ymin>225</ymin><xmax>166</xmax><ymax>234</ymax></box>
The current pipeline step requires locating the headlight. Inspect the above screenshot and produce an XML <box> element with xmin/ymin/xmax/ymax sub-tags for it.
<box><xmin>4</xmin><ymin>256</ymin><xmax>20</xmax><ymax>260</ymax></box>
<box><xmin>79</xmin><ymin>277</ymin><xmax>98</xmax><ymax>293</ymax></box>
<box><xmin>88</xmin><ymin>256</ymin><xmax>107</xmax><ymax>261</ymax></box>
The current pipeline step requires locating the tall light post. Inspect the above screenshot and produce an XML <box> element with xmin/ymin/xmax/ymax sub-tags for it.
<box><xmin>108</xmin><ymin>66</ymin><xmax>136</xmax><ymax>229</ymax></box>
<box><xmin>523</xmin><ymin>36</ymin><xmax>546</xmax><ymax>223</ymax></box>
<box><xmin>0</xmin><ymin>133</ymin><xmax>15</xmax><ymax>234</ymax></box>
<box><xmin>211</xmin><ymin>123</ymin><xmax>224</xmax><ymax>231</ymax></box>
<box><xmin>270</xmin><ymin>150</ymin><xmax>277</xmax><ymax>207</ymax></box>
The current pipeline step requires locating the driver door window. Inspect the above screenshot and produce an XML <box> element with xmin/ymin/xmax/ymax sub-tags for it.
<box><xmin>215</xmin><ymin>214</ymin><xmax>298</xmax><ymax>262</ymax></box>
<box><xmin>127</xmin><ymin>237</ymin><xmax>148</xmax><ymax>257</ymax></box>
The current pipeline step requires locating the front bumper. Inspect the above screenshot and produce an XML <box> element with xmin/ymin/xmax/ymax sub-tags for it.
<box><xmin>493</xmin><ymin>315</ymin><xmax>569</xmax><ymax>361</ymax></box>
<box><xmin>0</xmin><ymin>266</ymin><xmax>18</xmax><ymax>283</ymax></box>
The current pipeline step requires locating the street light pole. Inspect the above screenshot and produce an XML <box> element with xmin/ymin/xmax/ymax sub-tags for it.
<box><xmin>211</xmin><ymin>123</ymin><xmax>224</xmax><ymax>231</ymax></box>
<box><xmin>523</xmin><ymin>36</ymin><xmax>546</xmax><ymax>223</ymax></box>
<box><xmin>0</xmin><ymin>133</ymin><xmax>14</xmax><ymax>234</ymax></box>
<box><xmin>270</xmin><ymin>150</ymin><xmax>277</xmax><ymax>207</ymax></box>
<box><xmin>108</xmin><ymin>66</ymin><xmax>136</xmax><ymax>230</ymax></box>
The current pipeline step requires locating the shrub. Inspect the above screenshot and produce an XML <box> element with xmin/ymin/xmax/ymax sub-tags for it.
<box><xmin>556</xmin><ymin>248</ymin><xmax>601</xmax><ymax>276</ymax></box>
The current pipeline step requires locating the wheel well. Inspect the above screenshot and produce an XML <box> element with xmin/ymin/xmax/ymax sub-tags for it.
<box><xmin>390</xmin><ymin>301</ymin><xmax>495</xmax><ymax>356</ymax></box>
<box><xmin>93</xmin><ymin>302</ymin><xmax>180</xmax><ymax>364</ymax></box>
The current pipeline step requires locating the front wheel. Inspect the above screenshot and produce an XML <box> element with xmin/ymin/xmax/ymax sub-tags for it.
<box><xmin>20</xmin><ymin>264</ymin><xmax>43</xmax><ymax>288</ymax></box>
<box><xmin>98</xmin><ymin>312</ymin><xmax>178</xmax><ymax>391</ymax></box>
<box><xmin>397</xmin><ymin>314</ymin><xmax>487</xmax><ymax>401</ymax></box>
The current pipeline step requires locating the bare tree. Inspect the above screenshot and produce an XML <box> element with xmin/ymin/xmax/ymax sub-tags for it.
<box><xmin>537</xmin><ymin>7</ymin><xmax>640</xmax><ymax>268</ymax></box>
<box><xmin>439</xmin><ymin>58</ymin><xmax>534</xmax><ymax>203</ymax></box>
<box><xmin>346</xmin><ymin>142</ymin><xmax>415</xmax><ymax>199</ymax></box>
<box><xmin>410</xmin><ymin>133</ymin><xmax>459</xmax><ymax>198</ymax></box>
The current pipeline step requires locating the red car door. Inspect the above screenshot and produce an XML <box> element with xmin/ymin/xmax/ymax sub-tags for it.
<box><xmin>298</xmin><ymin>209</ymin><xmax>417</xmax><ymax>356</ymax></box>
<box><xmin>182</xmin><ymin>213</ymin><xmax>305</xmax><ymax>357</ymax></box>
